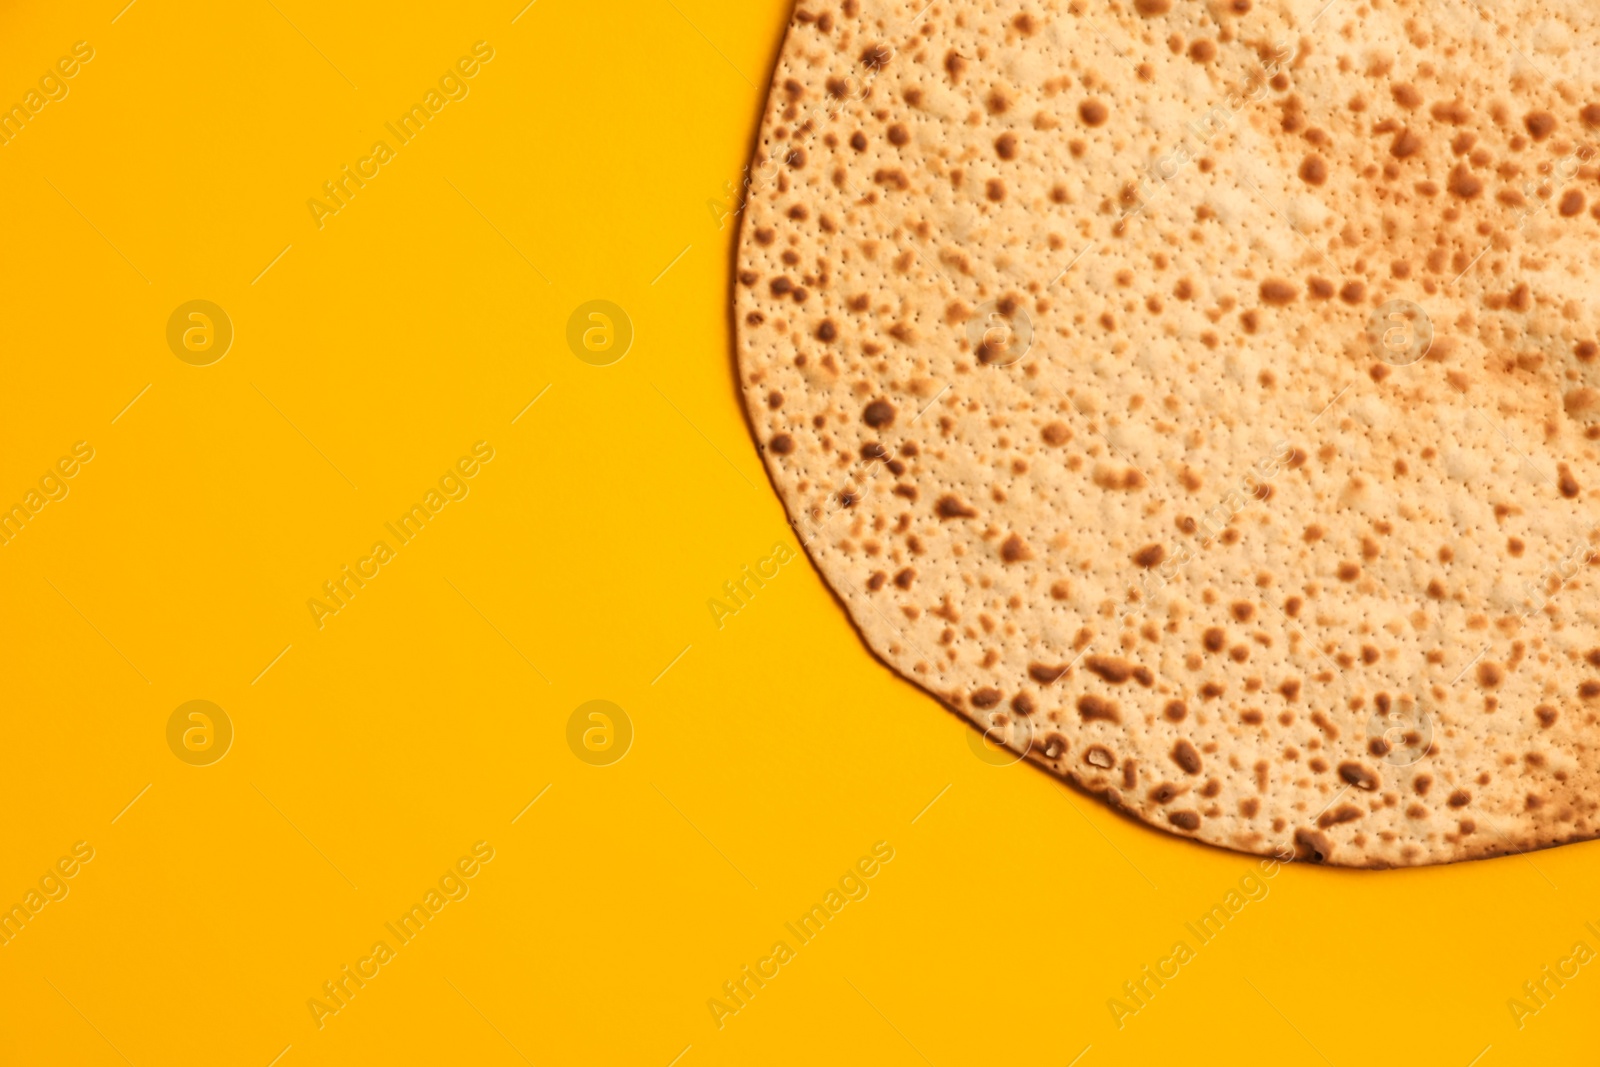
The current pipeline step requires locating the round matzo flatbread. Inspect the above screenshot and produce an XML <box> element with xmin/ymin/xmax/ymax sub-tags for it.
<box><xmin>733</xmin><ymin>0</ymin><xmax>1600</xmax><ymax>866</ymax></box>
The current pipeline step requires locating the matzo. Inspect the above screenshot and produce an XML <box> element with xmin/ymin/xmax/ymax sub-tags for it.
<box><xmin>734</xmin><ymin>0</ymin><xmax>1600</xmax><ymax>866</ymax></box>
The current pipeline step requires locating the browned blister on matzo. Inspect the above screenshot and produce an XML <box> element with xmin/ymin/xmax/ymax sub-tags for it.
<box><xmin>735</xmin><ymin>0</ymin><xmax>1600</xmax><ymax>866</ymax></box>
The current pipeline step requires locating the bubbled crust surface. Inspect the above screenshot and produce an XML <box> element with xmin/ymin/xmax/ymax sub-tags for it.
<box><xmin>734</xmin><ymin>0</ymin><xmax>1600</xmax><ymax>866</ymax></box>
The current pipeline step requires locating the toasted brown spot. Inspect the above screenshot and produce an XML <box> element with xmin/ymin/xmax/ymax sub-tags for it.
<box><xmin>1079</xmin><ymin>99</ymin><xmax>1109</xmax><ymax>127</ymax></box>
<box><xmin>1164</xmin><ymin>700</ymin><xmax>1188</xmax><ymax>722</ymax></box>
<box><xmin>1171</xmin><ymin>739</ymin><xmax>1202</xmax><ymax>775</ymax></box>
<box><xmin>1168</xmin><ymin>810</ymin><xmax>1200</xmax><ymax>831</ymax></box>
<box><xmin>1448</xmin><ymin>789</ymin><xmax>1471</xmax><ymax>808</ymax></box>
<box><xmin>1390</xmin><ymin>127</ymin><xmax>1422</xmax><ymax>158</ymax></box>
<box><xmin>1447</xmin><ymin>164</ymin><xmax>1482</xmax><ymax>199</ymax></box>
<box><xmin>1260</xmin><ymin>279</ymin><xmax>1298</xmax><ymax>305</ymax></box>
<box><xmin>1293</xmin><ymin>828</ymin><xmax>1334</xmax><ymax>863</ymax></box>
<box><xmin>935</xmin><ymin>495</ymin><xmax>978</xmax><ymax>519</ymax></box>
<box><xmin>863</xmin><ymin>399</ymin><xmax>896</xmax><ymax>428</ymax></box>
<box><xmin>860</xmin><ymin>43</ymin><xmax>891</xmax><ymax>71</ymax></box>
<box><xmin>1317</xmin><ymin>804</ymin><xmax>1363</xmax><ymax>829</ymax></box>
<box><xmin>1524</xmin><ymin>110</ymin><xmax>1556</xmax><ymax>141</ymax></box>
<box><xmin>1030</xmin><ymin>662</ymin><xmax>1070</xmax><ymax>685</ymax></box>
<box><xmin>1085</xmin><ymin>656</ymin><xmax>1135</xmax><ymax>684</ymax></box>
<box><xmin>1000</xmin><ymin>534</ymin><xmax>1032</xmax><ymax>562</ymax></box>
<box><xmin>1149</xmin><ymin>783</ymin><xmax>1181</xmax><ymax>805</ymax></box>
<box><xmin>1559</xmin><ymin>463</ymin><xmax>1582</xmax><ymax>498</ymax></box>
<box><xmin>769</xmin><ymin>434</ymin><xmax>794</xmax><ymax>455</ymax></box>
<box><xmin>970</xmin><ymin>687</ymin><xmax>1002</xmax><ymax>709</ymax></box>
<box><xmin>1077</xmin><ymin>694</ymin><xmax>1121</xmax><ymax>723</ymax></box>
<box><xmin>1338</xmin><ymin>761</ymin><xmax>1379</xmax><ymax>791</ymax></box>
<box><xmin>1299</xmin><ymin>155</ymin><xmax>1327</xmax><ymax>185</ymax></box>
<box><xmin>873</xmin><ymin>168</ymin><xmax>910</xmax><ymax>190</ymax></box>
<box><xmin>1132</xmin><ymin>543</ymin><xmax>1165</xmax><ymax>568</ymax></box>
<box><xmin>1392</xmin><ymin>83</ymin><xmax>1422</xmax><ymax>109</ymax></box>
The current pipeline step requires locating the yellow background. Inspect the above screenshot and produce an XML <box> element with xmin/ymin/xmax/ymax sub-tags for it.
<box><xmin>2</xmin><ymin>2</ymin><xmax>1596</xmax><ymax>1064</ymax></box>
